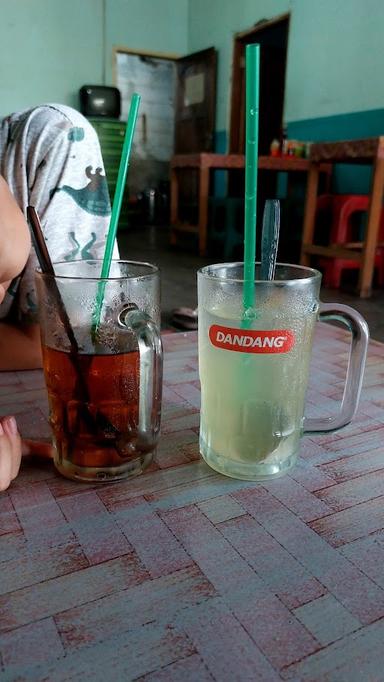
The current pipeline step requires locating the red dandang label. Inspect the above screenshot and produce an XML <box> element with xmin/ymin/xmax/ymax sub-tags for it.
<box><xmin>209</xmin><ymin>325</ymin><xmax>295</xmax><ymax>354</ymax></box>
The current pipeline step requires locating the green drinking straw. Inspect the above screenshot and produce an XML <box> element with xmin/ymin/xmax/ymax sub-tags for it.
<box><xmin>92</xmin><ymin>93</ymin><xmax>141</xmax><ymax>339</ymax></box>
<box><xmin>242</xmin><ymin>44</ymin><xmax>260</xmax><ymax>318</ymax></box>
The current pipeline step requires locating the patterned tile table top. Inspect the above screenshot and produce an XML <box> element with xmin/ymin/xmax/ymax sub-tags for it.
<box><xmin>1</xmin><ymin>324</ymin><xmax>384</xmax><ymax>680</ymax></box>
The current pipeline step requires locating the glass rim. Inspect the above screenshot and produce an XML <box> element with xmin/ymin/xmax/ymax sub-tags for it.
<box><xmin>198</xmin><ymin>262</ymin><xmax>322</xmax><ymax>285</ymax></box>
<box><xmin>35</xmin><ymin>259</ymin><xmax>160</xmax><ymax>282</ymax></box>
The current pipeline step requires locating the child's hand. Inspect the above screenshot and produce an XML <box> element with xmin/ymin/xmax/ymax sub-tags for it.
<box><xmin>0</xmin><ymin>282</ymin><xmax>7</xmax><ymax>305</ymax></box>
<box><xmin>0</xmin><ymin>417</ymin><xmax>54</xmax><ymax>492</ymax></box>
<box><xmin>0</xmin><ymin>416</ymin><xmax>22</xmax><ymax>491</ymax></box>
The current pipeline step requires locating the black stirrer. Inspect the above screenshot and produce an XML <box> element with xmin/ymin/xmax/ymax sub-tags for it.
<box><xmin>27</xmin><ymin>206</ymin><xmax>81</xmax><ymax>357</ymax></box>
<box><xmin>27</xmin><ymin>206</ymin><xmax>121</xmax><ymax>443</ymax></box>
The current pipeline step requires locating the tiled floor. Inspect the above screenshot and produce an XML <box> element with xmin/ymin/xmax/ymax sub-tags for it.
<box><xmin>118</xmin><ymin>224</ymin><xmax>384</xmax><ymax>341</ymax></box>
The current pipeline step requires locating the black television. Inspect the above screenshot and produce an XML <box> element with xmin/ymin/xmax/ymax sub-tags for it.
<box><xmin>79</xmin><ymin>85</ymin><xmax>121</xmax><ymax>118</ymax></box>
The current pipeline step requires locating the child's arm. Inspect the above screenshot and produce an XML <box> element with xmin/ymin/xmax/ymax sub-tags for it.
<box><xmin>0</xmin><ymin>175</ymin><xmax>31</xmax><ymax>284</ymax></box>
<box><xmin>0</xmin><ymin>322</ymin><xmax>42</xmax><ymax>370</ymax></box>
<box><xmin>0</xmin><ymin>176</ymin><xmax>42</xmax><ymax>370</ymax></box>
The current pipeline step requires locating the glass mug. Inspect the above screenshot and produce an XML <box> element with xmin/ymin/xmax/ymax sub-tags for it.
<box><xmin>197</xmin><ymin>263</ymin><xmax>369</xmax><ymax>481</ymax></box>
<box><xmin>35</xmin><ymin>260</ymin><xmax>163</xmax><ymax>483</ymax></box>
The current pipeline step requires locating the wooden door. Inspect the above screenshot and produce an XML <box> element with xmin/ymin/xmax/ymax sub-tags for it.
<box><xmin>232</xmin><ymin>42</ymin><xmax>288</xmax><ymax>156</ymax></box>
<box><xmin>228</xmin><ymin>14</ymin><xmax>289</xmax><ymax>256</ymax></box>
<box><xmin>173</xmin><ymin>47</ymin><xmax>217</xmax><ymax>225</ymax></box>
<box><xmin>174</xmin><ymin>47</ymin><xmax>217</xmax><ymax>153</ymax></box>
<box><xmin>229</xmin><ymin>15</ymin><xmax>289</xmax><ymax>155</ymax></box>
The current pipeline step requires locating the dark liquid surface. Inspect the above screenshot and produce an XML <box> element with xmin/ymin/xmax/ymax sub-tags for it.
<box><xmin>42</xmin><ymin>346</ymin><xmax>152</xmax><ymax>469</ymax></box>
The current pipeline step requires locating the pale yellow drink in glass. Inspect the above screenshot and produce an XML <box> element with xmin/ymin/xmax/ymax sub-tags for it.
<box><xmin>198</xmin><ymin>263</ymin><xmax>368</xmax><ymax>481</ymax></box>
<box><xmin>198</xmin><ymin>301</ymin><xmax>317</xmax><ymax>479</ymax></box>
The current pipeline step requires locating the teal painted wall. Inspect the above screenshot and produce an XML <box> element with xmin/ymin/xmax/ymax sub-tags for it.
<box><xmin>188</xmin><ymin>0</ymin><xmax>384</xmax><ymax>137</ymax></box>
<box><xmin>0</xmin><ymin>0</ymin><xmax>104</xmax><ymax>116</ymax></box>
<box><xmin>187</xmin><ymin>0</ymin><xmax>289</xmax><ymax>132</ymax></box>
<box><xmin>286</xmin><ymin>0</ymin><xmax>384</xmax><ymax>122</ymax></box>
<box><xmin>0</xmin><ymin>0</ymin><xmax>188</xmax><ymax>118</ymax></box>
<box><xmin>105</xmin><ymin>0</ymin><xmax>188</xmax><ymax>84</ymax></box>
<box><xmin>1</xmin><ymin>0</ymin><xmax>384</xmax><ymax>153</ymax></box>
<box><xmin>289</xmin><ymin>109</ymin><xmax>384</xmax><ymax>194</ymax></box>
<box><xmin>187</xmin><ymin>0</ymin><xmax>384</xmax><ymax>195</ymax></box>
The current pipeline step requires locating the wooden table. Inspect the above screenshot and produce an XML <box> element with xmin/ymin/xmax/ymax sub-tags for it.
<box><xmin>1</xmin><ymin>328</ymin><xmax>384</xmax><ymax>679</ymax></box>
<box><xmin>300</xmin><ymin>136</ymin><xmax>384</xmax><ymax>298</ymax></box>
<box><xmin>170</xmin><ymin>153</ymin><xmax>330</xmax><ymax>257</ymax></box>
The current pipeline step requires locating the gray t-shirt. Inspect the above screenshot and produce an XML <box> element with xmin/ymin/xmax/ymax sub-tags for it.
<box><xmin>0</xmin><ymin>103</ymin><xmax>113</xmax><ymax>323</ymax></box>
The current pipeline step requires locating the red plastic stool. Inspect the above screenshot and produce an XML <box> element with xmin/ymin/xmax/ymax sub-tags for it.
<box><xmin>316</xmin><ymin>194</ymin><xmax>384</xmax><ymax>288</ymax></box>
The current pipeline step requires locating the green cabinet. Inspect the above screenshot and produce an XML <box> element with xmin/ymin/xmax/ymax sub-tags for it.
<box><xmin>88</xmin><ymin>118</ymin><xmax>130</xmax><ymax>229</ymax></box>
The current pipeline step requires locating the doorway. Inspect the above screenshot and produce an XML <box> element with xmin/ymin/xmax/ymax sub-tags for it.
<box><xmin>114</xmin><ymin>47</ymin><xmax>217</xmax><ymax>227</ymax></box>
<box><xmin>229</xmin><ymin>14</ymin><xmax>289</xmax><ymax>155</ymax></box>
<box><xmin>228</xmin><ymin>14</ymin><xmax>290</xmax><ymax>255</ymax></box>
<box><xmin>115</xmin><ymin>49</ymin><xmax>177</xmax><ymax>198</ymax></box>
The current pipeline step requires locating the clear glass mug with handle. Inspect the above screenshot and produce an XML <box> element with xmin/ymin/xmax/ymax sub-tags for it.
<box><xmin>198</xmin><ymin>263</ymin><xmax>369</xmax><ymax>481</ymax></box>
<box><xmin>35</xmin><ymin>260</ymin><xmax>163</xmax><ymax>483</ymax></box>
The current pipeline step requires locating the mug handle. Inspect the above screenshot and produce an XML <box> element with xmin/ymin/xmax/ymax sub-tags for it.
<box><xmin>122</xmin><ymin>308</ymin><xmax>163</xmax><ymax>443</ymax></box>
<box><xmin>303</xmin><ymin>302</ymin><xmax>369</xmax><ymax>433</ymax></box>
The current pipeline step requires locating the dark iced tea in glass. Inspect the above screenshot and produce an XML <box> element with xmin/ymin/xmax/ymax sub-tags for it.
<box><xmin>43</xmin><ymin>346</ymin><xmax>157</xmax><ymax>478</ymax></box>
<box><xmin>36</xmin><ymin>260</ymin><xmax>163</xmax><ymax>483</ymax></box>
